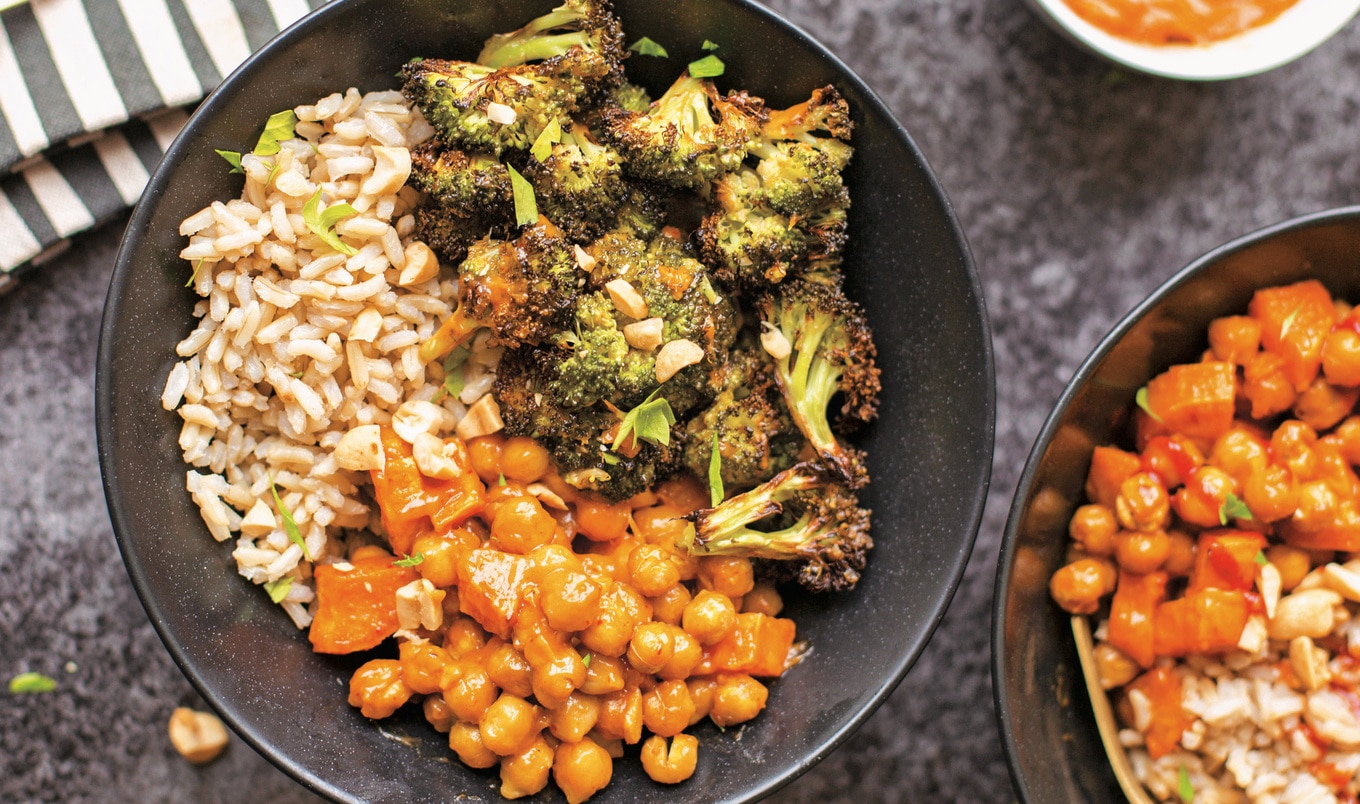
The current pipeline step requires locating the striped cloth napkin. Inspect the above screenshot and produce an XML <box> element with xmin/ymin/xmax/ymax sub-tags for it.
<box><xmin>0</xmin><ymin>0</ymin><xmax>328</xmax><ymax>290</ymax></box>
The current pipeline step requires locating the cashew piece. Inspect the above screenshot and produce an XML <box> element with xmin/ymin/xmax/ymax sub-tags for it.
<box><xmin>655</xmin><ymin>339</ymin><xmax>704</xmax><ymax>384</ymax></box>
<box><xmin>335</xmin><ymin>424</ymin><xmax>385</xmax><ymax>471</ymax></box>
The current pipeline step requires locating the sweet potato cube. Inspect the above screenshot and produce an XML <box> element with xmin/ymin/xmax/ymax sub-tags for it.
<box><xmin>456</xmin><ymin>547</ymin><xmax>530</xmax><ymax>639</ymax></box>
<box><xmin>1153</xmin><ymin>589</ymin><xmax>1249</xmax><ymax>658</ymax></box>
<box><xmin>1249</xmin><ymin>280</ymin><xmax>1336</xmax><ymax>392</ymax></box>
<box><xmin>696</xmin><ymin>613</ymin><xmax>797</xmax><ymax>677</ymax></box>
<box><xmin>309</xmin><ymin>557</ymin><xmax>420</xmax><ymax>654</ymax></box>
<box><xmin>1124</xmin><ymin>666</ymin><xmax>1190</xmax><ymax>759</ymax></box>
<box><xmin>1107</xmin><ymin>571</ymin><xmax>1168</xmax><ymax>669</ymax></box>
<box><xmin>1085</xmin><ymin>446</ymin><xmax>1142</xmax><ymax>510</ymax></box>
<box><xmin>1188</xmin><ymin>530</ymin><xmax>1266</xmax><ymax>593</ymax></box>
<box><xmin>1143</xmin><ymin>362</ymin><xmax>1236</xmax><ymax>442</ymax></box>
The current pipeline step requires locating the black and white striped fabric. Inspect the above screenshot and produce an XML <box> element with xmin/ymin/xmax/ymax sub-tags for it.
<box><xmin>0</xmin><ymin>0</ymin><xmax>328</xmax><ymax>285</ymax></box>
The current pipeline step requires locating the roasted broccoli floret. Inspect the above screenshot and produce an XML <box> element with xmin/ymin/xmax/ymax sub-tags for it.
<box><xmin>682</xmin><ymin>461</ymin><xmax>872</xmax><ymax>592</ymax></box>
<box><xmin>526</xmin><ymin>121</ymin><xmax>627</xmax><ymax>242</ymax></box>
<box><xmin>602</xmin><ymin>73</ymin><xmax>765</xmax><ymax>189</ymax></box>
<box><xmin>758</xmin><ymin>275</ymin><xmax>880</xmax><ymax>486</ymax></box>
<box><xmin>410</xmin><ymin>139</ymin><xmax>513</xmax><ymax>215</ymax></box>
<box><xmin>609</xmin><ymin>81</ymin><xmax>652</xmax><ymax>113</ymax></box>
<box><xmin>413</xmin><ymin>205</ymin><xmax>511</xmax><ymax>265</ymax></box>
<box><xmin>420</xmin><ymin>218</ymin><xmax>580</xmax><ymax>360</ymax></box>
<box><xmin>476</xmin><ymin>0</ymin><xmax>625</xmax><ymax>93</ymax></box>
<box><xmin>683</xmin><ymin>348</ymin><xmax>803</xmax><ymax>490</ymax></box>
<box><xmin>611</xmin><ymin>180</ymin><xmax>672</xmax><ymax>240</ymax></box>
<box><xmin>747</xmin><ymin>85</ymin><xmax>853</xmax><ymax>216</ymax></box>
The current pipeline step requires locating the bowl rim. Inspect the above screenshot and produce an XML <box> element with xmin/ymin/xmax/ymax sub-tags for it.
<box><xmin>1022</xmin><ymin>0</ymin><xmax>1360</xmax><ymax>81</ymax></box>
<box><xmin>991</xmin><ymin>203</ymin><xmax>1360</xmax><ymax>802</ymax></box>
<box><xmin>96</xmin><ymin>0</ymin><xmax>995</xmax><ymax>800</ymax></box>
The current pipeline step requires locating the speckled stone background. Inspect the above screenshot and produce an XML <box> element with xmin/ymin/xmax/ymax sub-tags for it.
<box><xmin>4</xmin><ymin>0</ymin><xmax>1360</xmax><ymax>801</ymax></box>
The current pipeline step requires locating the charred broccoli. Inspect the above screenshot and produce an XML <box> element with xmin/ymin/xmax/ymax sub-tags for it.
<box><xmin>476</xmin><ymin>0</ymin><xmax>625</xmax><ymax>92</ymax></box>
<box><xmin>410</xmin><ymin>139</ymin><xmax>513</xmax><ymax>214</ymax></box>
<box><xmin>683</xmin><ymin>348</ymin><xmax>803</xmax><ymax>490</ymax></box>
<box><xmin>683</xmin><ymin>461</ymin><xmax>872</xmax><ymax>592</ymax></box>
<box><xmin>601</xmin><ymin>73</ymin><xmax>765</xmax><ymax>189</ymax></box>
<box><xmin>413</xmin><ymin>205</ymin><xmax>511</xmax><ymax>266</ymax></box>
<box><xmin>526</xmin><ymin>121</ymin><xmax>628</xmax><ymax>242</ymax></box>
<box><xmin>748</xmin><ymin>86</ymin><xmax>853</xmax><ymax>216</ymax></box>
<box><xmin>758</xmin><ymin>275</ymin><xmax>879</xmax><ymax>486</ymax></box>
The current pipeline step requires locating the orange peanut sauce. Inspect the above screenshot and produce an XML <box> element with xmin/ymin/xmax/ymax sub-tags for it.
<box><xmin>1061</xmin><ymin>0</ymin><xmax>1303</xmax><ymax>45</ymax></box>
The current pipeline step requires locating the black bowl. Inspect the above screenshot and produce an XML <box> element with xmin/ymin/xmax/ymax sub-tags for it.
<box><xmin>993</xmin><ymin>206</ymin><xmax>1360</xmax><ymax>801</ymax></box>
<box><xmin>96</xmin><ymin>0</ymin><xmax>993</xmax><ymax>801</ymax></box>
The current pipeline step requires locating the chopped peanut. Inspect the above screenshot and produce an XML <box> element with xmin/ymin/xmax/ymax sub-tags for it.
<box><xmin>456</xmin><ymin>394</ymin><xmax>504</xmax><ymax>440</ymax></box>
<box><xmin>349</xmin><ymin>308</ymin><xmax>384</xmax><ymax>342</ymax></box>
<box><xmin>573</xmin><ymin>244</ymin><xmax>596</xmax><ymax>272</ymax></box>
<box><xmin>335</xmin><ymin>424</ymin><xmax>385</xmax><ymax>471</ymax></box>
<box><xmin>623</xmin><ymin>318</ymin><xmax>664</xmax><ymax>351</ymax></box>
<box><xmin>239</xmin><ymin>499</ymin><xmax>277</xmax><ymax>537</ymax></box>
<box><xmin>392</xmin><ymin>400</ymin><xmax>449</xmax><ymax>444</ymax></box>
<box><xmin>760</xmin><ymin>323</ymin><xmax>791</xmax><ymax>360</ymax></box>
<box><xmin>398</xmin><ymin>242</ymin><xmax>439</xmax><ymax>287</ymax></box>
<box><xmin>395</xmin><ymin>578</ymin><xmax>446</xmax><ymax>631</ymax></box>
<box><xmin>1289</xmin><ymin>636</ymin><xmax>1331</xmax><ymax>691</ymax></box>
<box><xmin>168</xmin><ymin>707</ymin><xmax>229</xmax><ymax>764</ymax></box>
<box><xmin>605</xmin><ymin>279</ymin><xmax>649</xmax><ymax>320</ymax></box>
<box><xmin>412</xmin><ymin>433</ymin><xmax>459</xmax><ymax>479</ymax></box>
<box><xmin>655</xmin><ymin>339</ymin><xmax>704</xmax><ymax>383</ymax></box>
<box><xmin>360</xmin><ymin>146</ymin><xmax>412</xmax><ymax>197</ymax></box>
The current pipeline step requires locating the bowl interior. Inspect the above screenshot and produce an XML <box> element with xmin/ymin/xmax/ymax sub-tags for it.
<box><xmin>96</xmin><ymin>0</ymin><xmax>993</xmax><ymax>801</ymax></box>
<box><xmin>994</xmin><ymin>206</ymin><xmax>1360</xmax><ymax>802</ymax></box>
<box><xmin>1025</xmin><ymin>0</ymin><xmax>1360</xmax><ymax>80</ymax></box>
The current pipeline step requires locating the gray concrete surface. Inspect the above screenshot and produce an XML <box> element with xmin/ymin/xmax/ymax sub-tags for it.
<box><xmin>4</xmin><ymin>0</ymin><xmax>1360</xmax><ymax>801</ymax></box>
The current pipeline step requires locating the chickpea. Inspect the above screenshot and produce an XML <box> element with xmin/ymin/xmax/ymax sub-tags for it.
<box><xmin>697</xmin><ymin>556</ymin><xmax>755</xmax><ymax>598</ymax></box>
<box><xmin>501</xmin><ymin>436</ymin><xmax>551</xmax><ymax>484</ymax></box>
<box><xmin>1210</xmin><ymin>428</ymin><xmax>1268</xmax><ymax>482</ymax></box>
<box><xmin>499</xmin><ymin>735</ymin><xmax>553</xmax><ymax>799</ymax></box>
<box><xmin>631</xmin><ymin>504</ymin><xmax>690</xmax><ymax>547</ymax></box>
<box><xmin>683</xmin><ymin>590</ymin><xmax>738</xmax><ymax>646</ymax></box>
<box><xmin>640</xmin><ymin>734</ymin><xmax>699</xmax><ymax>784</ymax></box>
<box><xmin>350</xmin><ymin>544</ymin><xmax>393</xmax><ymax>563</ymax></box>
<box><xmin>686</xmin><ymin>676</ymin><xmax>719</xmax><ymax>725</ymax></box>
<box><xmin>487</xmin><ymin>643</ymin><xmax>535</xmax><ymax>699</ymax></box>
<box><xmin>1172</xmin><ymin>466</ymin><xmax>1236</xmax><ymax>528</ymax></box>
<box><xmin>643</xmin><ymin>680</ymin><xmax>696</xmax><ymax>737</ymax></box>
<box><xmin>480</xmin><ymin>694</ymin><xmax>541</xmax><ymax>756</ymax></box>
<box><xmin>440</xmin><ymin>660</ymin><xmax>499</xmax><ymax>723</ymax></box>
<box><xmin>710</xmin><ymin>674</ymin><xmax>768</xmax><ymax>727</ymax></box>
<box><xmin>659</xmin><ymin>629</ymin><xmax>703</xmax><ymax>681</ymax></box>
<box><xmin>1293</xmin><ymin>481</ymin><xmax>1338</xmax><ymax>530</ymax></box>
<box><xmin>1244</xmin><ymin>462</ymin><xmax>1299</xmax><ymax>523</ymax></box>
<box><xmin>1092</xmin><ymin>642</ymin><xmax>1140</xmax><ymax>689</ymax></box>
<box><xmin>743</xmin><ymin>583</ymin><xmax>784</xmax><ymax>617</ymax></box>
<box><xmin>449</xmin><ymin>721</ymin><xmax>498</xmax><ymax>769</ymax></box>
<box><xmin>627</xmin><ymin>622</ymin><xmax>676</xmax><ymax>674</ymax></box>
<box><xmin>1208</xmin><ymin>315</ymin><xmax>1261</xmax><ymax>364</ymax></box>
<box><xmin>1267</xmin><ymin>545</ymin><xmax>1312</xmax><ymax>590</ymax></box>
<box><xmin>1047</xmin><ymin>559</ymin><xmax>1107</xmax><ymax>615</ymax></box>
<box><xmin>650</xmin><ymin>583</ymin><xmax>692</xmax><ymax>626</ymax></box>
<box><xmin>1114</xmin><ymin>472</ymin><xmax>1170</xmax><ymax>533</ymax></box>
<box><xmin>423</xmin><ymin>694</ymin><xmax>454</xmax><ymax>733</ymax></box>
<box><xmin>531</xmin><ymin>648</ymin><xmax>587</xmax><ymax>709</ymax></box>
<box><xmin>629</xmin><ymin>544</ymin><xmax>682</xmax><ymax>597</ymax></box>
<box><xmin>1271</xmin><ymin>420</ymin><xmax>1319</xmax><ymax>480</ymax></box>
<box><xmin>656</xmin><ymin>475</ymin><xmax>709</xmax><ymax>514</ymax></box>
<box><xmin>399</xmin><ymin>640</ymin><xmax>451</xmax><ymax>695</ymax></box>
<box><xmin>1163</xmin><ymin>529</ymin><xmax>1197</xmax><ymax>577</ymax></box>
<box><xmin>540</xmin><ymin>568</ymin><xmax>602</xmax><ymax>633</ymax></box>
<box><xmin>595</xmin><ymin>687</ymin><xmax>643</xmax><ymax>744</ymax></box>
<box><xmin>1323</xmin><ymin>328</ymin><xmax>1360</xmax><ymax>387</ymax></box>
<box><xmin>1332</xmin><ymin>417</ymin><xmax>1360</xmax><ymax>465</ymax></box>
<box><xmin>553</xmin><ymin>739</ymin><xmax>613</xmax><ymax>804</ymax></box>
<box><xmin>444</xmin><ymin>616</ymin><xmax>488</xmax><ymax>658</ymax></box>
<box><xmin>348</xmin><ymin>659</ymin><xmax>413</xmax><ymax>719</ymax></box>
<box><xmin>575</xmin><ymin>495</ymin><xmax>631</xmax><ymax>542</ymax></box>
<box><xmin>580</xmin><ymin>583</ymin><xmax>651</xmax><ymax>658</ymax></box>
<box><xmin>1067</xmin><ymin>504</ymin><xmax>1117</xmax><ymax>557</ymax></box>
<box><xmin>548</xmin><ymin>692</ymin><xmax>601</xmax><ymax>743</ymax></box>
<box><xmin>412</xmin><ymin>529</ymin><xmax>479</xmax><ymax>588</ymax></box>
<box><xmin>1243</xmin><ymin>352</ymin><xmax>1297</xmax><ymax>419</ymax></box>
<box><xmin>491</xmin><ymin>496</ymin><xmax>556</xmax><ymax>555</ymax></box>
<box><xmin>1113</xmin><ymin>530</ymin><xmax>1170</xmax><ymax>575</ymax></box>
<box><xmin>579</xmin><ymin>653</ymin><xmax>626</xmax><ymax>696</ymax></box>
<box><xmin>1294</xmin><ymin>377</ymin><xmax>1360</xmax><ymax>432</ymax></box>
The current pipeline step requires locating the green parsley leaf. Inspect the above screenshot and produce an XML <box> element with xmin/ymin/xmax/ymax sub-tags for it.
<box><xmin>628</xmin><ymin>36</ymin><xmax>669</xmax><ymax>58</ymax></box>
<box><xmin>302</xmin><ymin>188</ymin><xmax>358</xmax><ymax>256</ymax></box>
<box><xmin>1219</xmin><ymin>493</ymin><xmax>1253</xmax><ymax>526</ymax></box>
<box><xmin>1135</xmin><ymin>386</ymin><xmax>1162</xmax><ymax>423</ymax></box>
<box><xmin>433</xmin><ymin>346</ymin><xmax>470</xmax><ymax>402</ymax></box>
<box><xmin>498</xmin><ymin>473</ymin><xmax>507</xmax><ymax>487</ymax></box>
<box><xmin>701</xmin><ymin>39</ymin><xmax>720</xmax><ymax>51</ymax></box>
<box><xmin>1280</xmin><ymin>307</ymin><xmax>1301</xmax><ymax>339</ymax></box>
<box><xmin>687</xmin><ymin>54</ymin><xmax>725</xmax><ymax>78</ymax></box>
<box><xmin>394</xmin><ymin>553</ymin><xmax>425</xmax><ymax>568</ymax></box>
<box><xmin>254</xmin><ymin>110</ymin><xmax>298</xmax><ymax>156</ymax></box>
<box><xmin>8</xmin><ymin>672</ymin><xmax>56</xmax><ymax>694</ymax></box>
<box><xmin>215</xmin><ymin>149</ymin><xmax>244</xmax><ymax>174</ymax></box>
<box><xmin>612</xmin><ymin>388</ymin><xmax>676</xmax><ymax>451</ymax></box>
<box><xmin>266</xmin><ymin>158</ymin><xmax>283</xmax><ymax>188</ymax></box>
<box><xmin>699</xmin><ymin>276</ymin><xmax>718</xmax><ymax>304</ymax></box>
<box><xmin>1177</xmin><ymin>764</ymin><xmax>1194</xmax><ymax>804</ymax></box>
<box><xmin>268</xmin><ymin>473</ymin><xmax>312</xmax><ymax>560</ymax></box>
<box><xmin>289</xmin><ymin>370</ymin><xmax>305</xmax><ymax>379</ymax></box>
<box><xmin>708</xmin><ymin>432</ymin><xmax>724</xmax><ymax>507</ymax></box>
<box><xmin>507</xmin><ymin>164</ymin><xmax>538</xmax><ymax>227</ymax></box>
<box><xmin>582</xmin><ymin>653</ymin><xmax>592</xmax><ymax>667</ymax></box>
<box><xmin>530</xmin><ymin>118</ymin><xmax>562</xmax><ymax>163</ymax></box>
<box><xmin>264</xmin><ymin>576</ymin><xmax>292</xmax><ymax>603</ymax></box>
<box><xmin>601</xmin><ymin>451</ymin><xmax>621</xmax><ymax>466</ymax></box>
<box><xmin>185</xmin><ymin>258</ymin><xmax>205</xmax><ymax>288</ymax></box>
<box><xmin>1254</xmin><ymin>550</ymin><xmax>1269</xmax><ymax>566</ymax></box>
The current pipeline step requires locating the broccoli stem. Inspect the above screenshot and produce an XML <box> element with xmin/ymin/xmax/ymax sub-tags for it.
<box><xmin>480</xmin><ymin>31</ymin><xmax>593</xmax><ymax>68</ymax></box>
<box><xmin>697</xmin><ymin>512</ymin><xmax>817</xmax><ymax>558</ymax></box>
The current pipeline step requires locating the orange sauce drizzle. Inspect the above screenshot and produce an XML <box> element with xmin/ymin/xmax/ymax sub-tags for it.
<box><xmin>1061</xmin><ymin>0</ymin><xmax>1304</xmax><ymax>45</ymax></box>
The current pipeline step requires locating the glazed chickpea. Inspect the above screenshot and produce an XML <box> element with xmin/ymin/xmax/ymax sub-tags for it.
<box><xmin>658</xmin><ymin>628</ymin><xmax>703</xmax><ymax>681</ymax></box>
<box><xmin>579</xmin><ymin>653</ymin><xmax>626</xmax><ymax>696</ymax></box>
<box><xmin>540</xmin><ymin>568</ymin><xmax>602</xmax><ymax>633</ymax></box>
<box><xmin>480</xmin><ymin>694</ymin><xmax>541</xmax><ymax>756</ymax></box>
<box><xmin>629</xmin><ymin>545</ymin><xmax>681</xmax><ymax>597</ymax></box>
<box><xmin>743</xmin><ymin>583</ymin><xmax>784</xmax><ymax>617</ymax></box>
<box><xmin>422</xmin><ymin>694</ymin><xmax>454</xmax><ymax>733</ymax></box>
<box><xmin>1208</xmin><ymin>315</ymin><xmax>1261</xmax><ymax>364</ymax></box>
<box><xmin>1210</xmin><ymin>428</ymin><xmax>1268</xmax><ymax>482</ymax></box>
<box><xmin>580</xmin><ymin>583</ymin><xmax>651</xmax><ymax>658</ymax></box>
<box><xmin>499</xmin><ymin>735</ymin><xmax>553</xmax><ymax>799</ymax></box>
<box><xmin>1113</xmin><ymin>530</ymin><xmax>1170</xmax><ymax>575</ymax></box>
<box><xmin>399</xmin><ymin>640</ymin><xmax>451</xmax><ymax>695</ymax></box>
<box><xmin>348</xmin><ymin>659</ymin><xmax>413</xmax><ymax>719</ymax></box>
<box><xmin>487</xmin><ymin>643</ymin><xmax>535</xmax><ymax>699</ymax></box>
<box><xmin>1173</xmin><ymin>466</ymin><xmax>1236</xmax><ymax>528</ymax></box>
<box><xmin>466</xmin><ymin>433</ymin><xmax>505</xmax><ymax>486</ymax></box>
<box><xmin>1243</xmin><ymin>352</ymin><xmax>1297</xmax><ymax>419</ymax></box>
<box><xmin>443</xmin><ymin>616</ymin><xmax>487</xmax><ymax>658</ymax></box>
<box><xmin>1332</xmin><ymin>417</ymin><xmax>1360</xmax><ymax>465</ymax></box>
<box><xmin>1323</xmin><ymin>328</ymin><xmax>1360</xmax><ymax>387</ymax></box>
<box><xmin>595</xmin><ymin>687</ymin><xmax>643</xmax><ymax>744</ymax></box>
<box><xmin>449</xmin><ymin>721</ymin><xmax>498</xmax><ymax>769</ymax></box>
<box><xmin>686</xmin><ymin>677</ymin><xmax>719</xmax><ymax>725</ymax></box>
<box><xmin>574</xmin><ymin>495</ymin><xmax>631</xmax><ymax>542</ymax></box>
<box><xmin>553</xmin><ymin>739</ymin><xmax>613</xmax><ymax>804</ymax></box>
<box><xmin>1092</xmin><ymin>642</ymin><xmax>1140</xmax><ymax>690</ymax></box>
<box><xmin>1293</xmin><ymin>481</ymin><xmax>1338</xmax><ymax>530</ymax></box>
<box><xmin>1163</xmin><ymin>530</ymin><xmax>1197</xmax><ymax>577</ymax></box>
<box><xmin>1267</xmin><ymin>544</ymin><xmax>1313</xmax><ymax>590</ymax></box>
<box><xmin>656</xmin><ymin>475</ymin><xmax>710</xmax><ymax>514</ymax></box>
<box><xmin>650</xmin><ymin>583</ymin><xmax>692</xmax><ymax>626</ymax></box>
<box><xmin>412</xmin><ymin>529</ymin><xmax>479</xmax><ymax>588</ymax></box>
<box><xmin>697</xmin><ymin>556</ymin><xmax>755</xmax><ymax>598</ymax></box>
<box><xmin>440</xmin><ymin>660</ymin><xmax>499</xmax><ymax>723</ymax></box>
<box><xmin>643</xmin><ymin>680</ymin><xmax>696</xmax><ymax>737</ymax></box>
<box><xmin>531</xmin><ymin>648</ymin><xmax>587</xmax><ymax>709</ymax></box>
<box><xmin>491</xmin><ymin>496</ymin><xmax>556</xmax><ymax>554</ymax></box>
<box><xmin>641</xmin><ymin>734</ymin><xmax>699</xmax><ymax>784</ymax></box>
<box><xmin>1243</xmin><ymin>462</ymin><xmax>1299</xmax><ymax>523</ymax></box>
<box><xmin>1296</xmin><ymin>377</ymin><xmax>1360</xmax><ymax>431</ymax></box>
<box><xmin>501</xmin><ymin>436</ymin><xmax>551</xmax><ymax>484</ymax></box>
<box><xmin>683</xmin><ymin>590</ymin><xmax>738</xmax><ymax>646</ymax></box>
<box><xmin>710</xmin><ymin>674</ymin><xmax>768</xmax><ymax>728</ymax></box>
<box><xmin>350</xmin><ymin>544</ymin><xmax>393</xmax><ymax>563</ymax></box>
<box><xmin>627</xmin><ymin>622</ymin><xmax>675</xmax><ymax>674</ymax></box>
<box><xmin>631</xmin><ymin>504</ymin><xmax>689</xmax><ymax>546</ymax></box>
<box><xmin>1047</xmin><ymin>559</ymin><xmax>1107</xmax><ymax>615</ymax></box>
<box><xmin>1271</xmin><ymin>420</ymin><xmax>1319</xmax><ymax>480</ymax></box>
<box><xmin>1114</xmin><ymin>472</ymin><xmax>1170</xmax><ymax>533</ymax></box>
<box><xmin>548</xmin><ymin>692</ymin><xmax>601</xmax><ymax>743</ymax></box>
<box><xmin>1067</xmin><ymin>504</ymin><xmax>1117</xmax><ymax>557</ymax></box>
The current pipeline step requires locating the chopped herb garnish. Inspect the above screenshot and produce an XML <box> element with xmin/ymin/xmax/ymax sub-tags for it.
<box><xmin>628</xmin><ymin>36</ymin><xmax>669</xmax><ymax>58</ymax></box>
<box><xmin>507</xmin><ymin>164</ymin><xmax>538</xmax><ymax>227</ymax></box>
<box><xmin>1177</xmin><ymin>764</ymin><xmax>1194</xmax><ymax>804</ymax></box>
<box><xmin>264</xmin><ymin>576</ymin><xmax>292</xmax><ymax>603</ymax></box>
<box><xmin>1254</xmin><ymin>550</ymin><xmax>1269</xmax><ymax>566</ymax></box>
<box><xmin>185</xmin><ymin>258</ymin><xmax>205</xmax><ymax>288</ymax></box>
<box><xmin>268</xmin><ymin>473</ymin><xmax>312</xmax><ymax>560</ymax></box>
<box><xmin>215</xmin><ymin>149</ymin><xmax>244</xmax><ymax>174</ymax></box>
<box><xmin>8</xmin><ymin>672</ymin><xmax>55</xmax><ymax>694</ymax></box>
<box><xmin>289</xmin><ymin>370</ymin><xmax>305</xmax><ymax>379</ymax></box>
<box><xmin>687</xmin><ymin>54</ymin><xmax>725</xmax><ymax>78</ymax></box>
<box><xmin>708</xmin><ymin>432</ymin><xmax>724</xmax><ymax>507</ymax></box>
<box><xmin>1135</xmin><ymin>386</ymin><xmax>1162</xmax><ymax>423</ymax></box>
<box><xmin>612</xmin><ymin>388</ymin><xmax>676</xmax><ymax>451</ymax></box>
<box><xmin>699</xmin><ymin>276</ymin><xmax>718</xmax><ymax>304</ymax></box>
<box><xmin>1280</xmin><ymin>307</ymin><xmax>1301</xmax><ymax>339</ymax></box>
<box><xmin>302</xmin><ymin>188</ymin><xmax>358</xmax><ymax>256</ymax></box>
<box><xmin>701</xmin><ymin>39</ymin><xmax>720</xmax><ymax>51</ymax></box>
<box><xmin>394</xmin><ymin>553</ymin><xmax>425</xmax><ymax>568</ymax></box>
<box><xmin>433</xmin><ymin>345</ymin><xmax>471</xmax><ymax>402</ymax></box>
<box><xmin>254</xmin><ymin>110</ymin><xmax>298</xmax><ymax>156</ymax></box>
<box><xmin>601</xmin><ymin>451</ymin><xmax>621</xmax><ymax>466</ymax></box>
<box><xmin>1219</xmin><ymin>493</ymin><xmax>1253</xmax><ymax>525</ymax></box>
<box><xmin>266</xmin><ymin>158</ymin><xmax>283</xmax><ymax>188</ymax></box>
<box><xmin>582</xmin><ymin>653</ymin><xmax>592</xmax><ymax>667</ymax></box>
<box><xmin>498</xmin><ymin>473</ymin><xmax>507</xmax><ymax>487</ymax></box>
<box><xmin>531</xmin><ymin>118</ymin><xmax>563</xmax><ymax>162</ymax></box>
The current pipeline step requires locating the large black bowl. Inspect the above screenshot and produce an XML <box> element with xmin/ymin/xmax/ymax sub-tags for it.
<box><xmin>96</xmin><ymin>0</ymin><xmax>993</xmax><ymax>800</ymax></box>
<box><xmin>994</xmin><ymin>206</ymin><xmax>1360</xmax><ymax>801</ymax></box>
